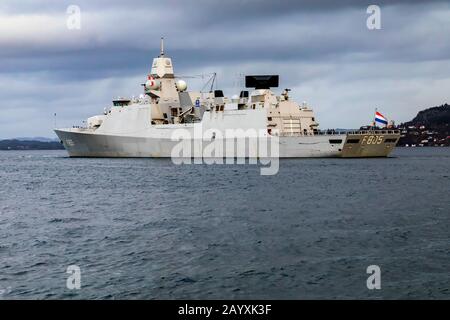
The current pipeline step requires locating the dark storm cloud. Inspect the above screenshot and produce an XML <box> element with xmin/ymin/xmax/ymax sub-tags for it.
<box><xmin>0</xmin><ymin>0</ymin><xmax>449</xmax><ymax>137</ymax></box>
<box><xmin>2</xmin><ymin>1</ymin><xmax>449</xmax><ymax>78</ymax></box>
<box><xmin>1</xmin><ymin>0</ymin><xmax>446</xmax><ymax>14</ymax></box>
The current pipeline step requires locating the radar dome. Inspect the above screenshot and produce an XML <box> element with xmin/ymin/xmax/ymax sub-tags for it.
<box><xmin>176</xmin><ymin>80</ymin><xmax>187</xmax><ymax>92</ymax></box>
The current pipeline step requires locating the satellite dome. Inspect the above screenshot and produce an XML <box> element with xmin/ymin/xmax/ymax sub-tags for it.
<box><xmin>176</xmin><ymin>80</ymin><xmax>187</xmax><ymax>92</ymax></box>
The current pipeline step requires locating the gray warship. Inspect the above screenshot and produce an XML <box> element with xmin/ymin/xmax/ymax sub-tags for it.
<box><xmin>55</xmin><ymin>39</ymin><xmax>400</xmax><ymax>158</ymax></box>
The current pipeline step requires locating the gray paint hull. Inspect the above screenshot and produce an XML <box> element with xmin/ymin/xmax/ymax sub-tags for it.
<box><xmin>55</xmin><ymin>129</ymin><xmax>398</xmax><ymax>158</ymax></box>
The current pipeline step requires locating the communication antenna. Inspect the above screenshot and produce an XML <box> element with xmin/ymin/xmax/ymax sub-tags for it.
<box><xmin>210</xmin><ymin>72</ymin><xmax>217</xmax><ymax>92</ymax></box>
<box><xmin>159</xmin><ymin>37</ymin><xmax>164</xmax><ymax>57</ymax></box>
<box><xmin>233</xmin><ymin>72</ymin><xmax>240</xmax><ymax>93</ymax></box>
<box><xmin>200</xmin><ymin>73</ymin><xmax>218</xmax><ymax>93</ymax></box>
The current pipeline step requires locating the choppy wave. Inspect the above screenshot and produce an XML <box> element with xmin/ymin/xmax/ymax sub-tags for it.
<box><xmin>0</xmin><ymin>148</ymin><xmax>449</xmax><ymax>299</ymax></box>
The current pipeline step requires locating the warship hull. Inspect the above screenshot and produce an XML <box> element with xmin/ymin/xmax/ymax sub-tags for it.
<box><xmin>55</xmin><ymin>129</ymin><xmax>399</xmax><ymax>158</ymax></box>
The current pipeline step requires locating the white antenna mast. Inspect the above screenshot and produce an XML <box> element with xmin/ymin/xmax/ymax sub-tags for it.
<box><xmin>160</xmin><ymin>37</ymin><xmax>164</xmax><ymax>57</ymax></box>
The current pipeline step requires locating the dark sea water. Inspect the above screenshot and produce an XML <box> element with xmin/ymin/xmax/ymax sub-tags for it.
<box><xmin>0</xmin><ymin>148</ymin><xmax>448</xmax><ymax>299</ymax></box>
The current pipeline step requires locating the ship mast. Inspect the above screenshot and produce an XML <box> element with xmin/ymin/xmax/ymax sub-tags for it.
<box><xmin>159</xmin><ymin>37</ymin><xmax>164</xmax><ymax>57</ymax></box>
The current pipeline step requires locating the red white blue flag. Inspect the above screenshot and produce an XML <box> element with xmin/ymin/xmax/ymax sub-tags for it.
<box><xmin>375</xmin><ymin>111</ymin><xmax>388</xmax><ymax>125</ymax></box>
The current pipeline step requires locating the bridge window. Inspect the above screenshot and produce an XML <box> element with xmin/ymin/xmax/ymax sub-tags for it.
<box><xmin>329</xmin><ymin>139</ymin><xmax>342</xmax><ymax>144</ymax></box>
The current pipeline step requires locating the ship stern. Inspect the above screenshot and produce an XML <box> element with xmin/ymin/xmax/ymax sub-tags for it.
<box><xmin>341</xmin><ymin>130</ymin><xmax>400</xmax><ymax>157</ymax></box>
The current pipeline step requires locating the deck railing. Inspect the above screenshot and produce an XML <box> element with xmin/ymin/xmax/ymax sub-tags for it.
<box><xmin>277</xmin><ymin>130</ymin><xmax>400</xmax><ymax>137</ymax></box>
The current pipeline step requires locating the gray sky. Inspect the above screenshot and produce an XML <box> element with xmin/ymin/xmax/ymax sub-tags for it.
<box><xmin>0</xmin><ymin>0</ymin><xmax>449</xmax><ymax>138</ymax></box>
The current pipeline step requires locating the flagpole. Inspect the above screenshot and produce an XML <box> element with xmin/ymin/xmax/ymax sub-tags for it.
<box><xmin>373</xmin><ymin>108</ymin><xmax>377</xmax><ymax>130</ymax></box>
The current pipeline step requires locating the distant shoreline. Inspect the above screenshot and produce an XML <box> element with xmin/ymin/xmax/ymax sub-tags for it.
<box><xmin>0</xmin><ymin>139</ymin><xmax>64</xmax><ymax>150</ymax></box>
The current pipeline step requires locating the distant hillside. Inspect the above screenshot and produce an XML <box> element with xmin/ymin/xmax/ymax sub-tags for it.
<box><xmin>0</xmin><ymin>139</ymin><xmax>64</xmax><ymax>150</ymax></box>
<box><xmin>398</xmin><ymin>103</ymin><xmax>450</xmax><ymax>146</ymax></box>
<box><xmin>14</xmin><ymin>137</ymin><xmax>60</xmax><ymax>142</ymax></box>
<box><xmin>405</xmin><ymin>103</ymin><xmax>450</xmax><ymax>127</ymax></box>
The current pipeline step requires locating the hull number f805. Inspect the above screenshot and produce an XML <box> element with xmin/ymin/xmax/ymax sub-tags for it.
<box><xmin>361</xmin><ymin>135</ymin><xmax>384</xmax><ymax>145</ymax></box>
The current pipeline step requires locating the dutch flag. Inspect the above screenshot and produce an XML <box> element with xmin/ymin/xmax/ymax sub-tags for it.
<box><xmin>375</xmin><ymin>111</ymin><xmax>388</xmax><ymax>126</ymax></box>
